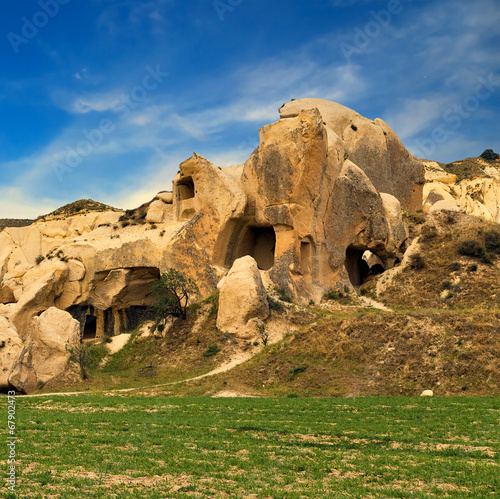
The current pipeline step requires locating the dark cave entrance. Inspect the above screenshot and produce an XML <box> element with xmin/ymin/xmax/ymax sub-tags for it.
<box><xmin>83</xmin><ymin>314</ymin><xmax>97</xmax><ymax>340</ymax></box>
<box><xmin>176</xmin><ymin>177</ymin><xmax>195</xmax><ymax>200</ymax></box>
<box><xmin>345</xmin><ymin>246</ymin><xmax>370</xmax><ymax>287</ymax></box>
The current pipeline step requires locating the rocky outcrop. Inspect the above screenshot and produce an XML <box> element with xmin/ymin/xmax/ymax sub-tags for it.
<box><xmin>279</xmin><ymin>99</ymin><xmax>425</xmax><ymax>210</ymax></box>
<box><xmin>422</xmin><ymin>160</ymin><xmax>500</xmax><ymax>223</ymax></box>
<box><xmin>8</xmin><ymin>308</ymin><xmax>80</xmax><ymax>394</ymax></box>
<box><xmin>1</xmin><ymin>99</ymin><xmax>424</xmax><ymax>383</ymax></box>
<box><xmin>216</xmin><ymin>256</ymin><xmax>269</xmax><ymax>338</ymax></box>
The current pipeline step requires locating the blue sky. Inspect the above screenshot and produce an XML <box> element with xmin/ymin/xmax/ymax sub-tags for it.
<box><xmin>0</xmin><ymin>0</ymin><xmax>499</xmax><ymax>218</ymax></box>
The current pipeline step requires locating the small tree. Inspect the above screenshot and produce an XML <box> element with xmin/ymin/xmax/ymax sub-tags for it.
<box><xmin>151</xmin><ymin>268</ymin><xmax>198</xmax><ymax>321</ymax></box>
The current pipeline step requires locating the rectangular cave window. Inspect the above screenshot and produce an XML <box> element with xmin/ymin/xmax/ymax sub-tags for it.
<box><xmin>83</xmin><ymin>314</ymin><xmax>97</xmax><ymax>340</ymax></box>
<box><xmin>177</xmin><ymin>177</ymin><xmax>195</xmax><ymax>200</ymax></box>
<box><xmin>300</xmin><ymin>239</ymin><xmax>313</xmax><ymax>275</ymax></box>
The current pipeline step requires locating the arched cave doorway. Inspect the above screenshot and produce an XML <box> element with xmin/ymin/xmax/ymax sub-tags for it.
<box><xmin>300</xmin><ymin>237</ymin><xmax>313</xmax><ymax>277</ymax></box>
<box><xmin>176</xmin><ymin>177</ymin><xmax>195</xmax><ymax>200</ymax></box>
<box><xmin>345</xmin><ymin>246</ymin><xmax>370</xmax><ymax>287</ymax></box>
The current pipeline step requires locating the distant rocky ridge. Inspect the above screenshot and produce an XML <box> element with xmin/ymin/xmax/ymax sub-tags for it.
<box><xmin>0</xmin><ymin>219</ymin><xmax>34</xmax><ymax>232</ymax></box>
<box><xmin>422</xmin><ymin>153</ymin><xmax>500</xmax><ymax>223</ymax></box>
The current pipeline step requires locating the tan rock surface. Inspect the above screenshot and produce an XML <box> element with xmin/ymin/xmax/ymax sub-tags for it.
<box><xmin>217</xmin><ymin>256</ymin><xmax>269</xmax><ymax>338</ymax></box>
<box><xmin>8</xmin><ymin>307</ymin><xmax>80</xmax><ymax>394</ymax></box>
<box><xmin>0</xmin><ymin>317</ymin><xmax>23</xmax><ymax>390</ymax></box>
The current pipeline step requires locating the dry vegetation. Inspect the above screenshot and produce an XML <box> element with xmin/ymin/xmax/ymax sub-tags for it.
<box><xmin>442</xmin><ymin>155</ymin><xmax>500</xmax><ymax>181</ymax></box>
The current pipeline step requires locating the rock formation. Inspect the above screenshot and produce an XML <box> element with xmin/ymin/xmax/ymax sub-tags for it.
<box><xmin>0</xmin><ymin>99</ymin><xmax>427</xmax><ymax>391</ymax></box>
<box><xmin>422</xmin><ymin>159</ymin><xmax>500</xmax><ymax>223</ymax></box>
<box><xmin>216</xmin><ymin>256</ymin><xmax>269</xmax><ymax>338</ymax></box>
<box><xmin>8</xmin><ymin>307</ymin><xmax>80</xmax><ymax>394</ymax></box>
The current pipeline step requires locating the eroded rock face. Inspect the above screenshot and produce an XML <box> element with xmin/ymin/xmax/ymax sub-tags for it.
<box><xmin>422</xmin><ymin>160</ymin><xmax>500</xmax><ymax>223</ymax></box>
<box><xmin>8</xmin><ymin>307</ymin><xmax>80</xmax><ymax>394</ymax></box>
<box><xmin>0</xmin><ymin>317</ymin><xmax>23</xmax><ymax>390</ymax></box>
<box><xmin>0</xmin><ymin>98</ymin><xmax>423</xmax><ymax>348</ymax></box>
<box><xmin>216</xmin><ymin>256</ymin><xmax>269</xmax><ymax>338</ymax></box>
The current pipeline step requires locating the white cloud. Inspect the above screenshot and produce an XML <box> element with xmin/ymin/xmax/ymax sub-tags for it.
<box><xmin>383</xmin><ymin>96</ymin><xmax>450</xmax><ymax>140</ymax></box>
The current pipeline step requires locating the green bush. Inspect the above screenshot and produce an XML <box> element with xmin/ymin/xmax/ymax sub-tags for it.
<box><xmin>480</xmin><ymin>149</ymin><xmax>499</xmax><ymax>160</ymax></box>
<box><xmin>203</xmin><ymin>343</ymin><xmax>220</xmax><ymax>357</ymax></box>
<box><xmin>69</xmin><ymin>343</ymin><xmax>108</xmax><ymax>380</ymax></box>
<box><xmin>276</xmin><ymin>288</ymin><xmax>292</xmax><ymax>303</ymax></box>
<box><xmin>458</xmin><ymin>239</ymin><xmax>492</xmax><ymax>264</ymax></box>
<box><xmin>484</xmin><ymin>230</ymin><xmax>500</xmax><ymax>254</ymax></box>
<box><xmin>288</xmin><ymin>366</ymin><xmax>307</xmax><ymax>381</ymax></box>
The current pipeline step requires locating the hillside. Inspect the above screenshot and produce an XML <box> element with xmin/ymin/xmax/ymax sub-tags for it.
<box><xmin>38</xmin><ymin>198</ymin><xmax>120</xmax><ymax>221</ymax></box>
<box><xmin>0</xmin><ymin>218</ymin><xmax>34</xmax><ymax>232</ymax></box>
<box><xmin>443</xmin><ymin>155</ymin><xmax>500</xmax><ymax>182</ymax></box>
<box><xmin>38</xmin><ymin>209</ymin><xmax>500</xmax><ymax>398</ymax></box>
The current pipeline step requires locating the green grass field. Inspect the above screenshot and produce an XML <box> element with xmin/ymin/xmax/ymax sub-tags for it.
<box><xmin>2</xmin><ymin>396</ymin><xmax>499</xmax><ymax>498</ymax></box>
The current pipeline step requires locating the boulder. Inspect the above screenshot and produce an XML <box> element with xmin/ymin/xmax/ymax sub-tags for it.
<box><xmin>420</xmin><ymin>390</ymin><xmax>434</xmax><ymax>397</ymax></box>
<box><xmin>429</xmin><ymin>200</ymin><xmax>460</xmax><ymax>213</ymax></box>
<box><xmin>0</xmin><ymin>317</ymin><xmax>23</xmax><ymax>390</ymax></box>
<box><xmin>156</xmin><ymin>191</ymin><xmax>173</xmax><ymax>203</ymax></box>
<box><xmin>146</xmin><ymin>199</ymin><xmax>169</xmax><ymax>224</ymax></box>
<box><xmin>217</xmin><ymin>256</ymin><xmax>269</xmax><ymax>338</ymax></box>
<box><xmin>8</xmin><ymin>307</ymin><xmax>81</xmax><ymax>394</ymax></box>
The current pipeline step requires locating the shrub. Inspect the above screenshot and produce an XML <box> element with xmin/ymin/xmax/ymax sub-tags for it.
<box><xmin>420</xmin><ymin>225</ymin><xmax>438</xmax><ymax>242</ymax></box>
<box><xmin>409</xmin><ymin>254</ymin><xmax>425</xmax><ymax>270</ymax></box>
<box><xmin>288</xmin><ymin>366</ymin><xmax>307</xmax><ymax>381</ymax></box>
<box><xmin>35</xmin><ymin>255</ymin><xmax>45</xmax><ymax>265</ymax></box>
<box><xmin>480</xmin><ymin>149</ymin><xmax>499</xmax><ymax>160</ymax></box>
<box><xmin>69</xmin><ymin>343</ymin><xmax>108</xmax><ymax>380</ymax></box>
<box><xmin>156</xmin><ymin>323</ymin><xmax>165</xmax><ymax>332</ymax></box>
<box><xmin>150</xmin><ymin>223</ymin><xmax>157</xmax><ymax>230</ymax></box>
<box><xmin>351</xmin><ymin>124</ymin><xmax>358</xmax><ymax>131</ymax></box>
<box><xmin>442</xmin><ymin>280</ymin><xmax>453</xmax><ymax>290</ymax></box>
<box><xmin>257</xmin><ymin>322</ymin><xmax>269</xmax><ymax>346</ymax></box>
<box><xmin>325</xmin><ymin>289</ymin><xmax>341</xmax><ymax>300</ymax></box>
<box><xmin>484</xmin><ymin>229</ymin><xmax>500</xmax><ymax>254</ymax></box>
<box><xmin>203</xmin><ymin>343</ymin><xmax>220</xmax><ymax>357</ymax></box>
<box><xmin>275</xmin><ymin>288</ymin><xmax>292</xmax><ymax>303</ymax></box>
<box><xmin>458</xmin><ymin>239</ymin><xmax>492</xmax><ymax>264</ymax></box>
<box><xmin>121</xmin><ymin>221</ymin><xmax>130</xmax><ymax>227</ymax></box>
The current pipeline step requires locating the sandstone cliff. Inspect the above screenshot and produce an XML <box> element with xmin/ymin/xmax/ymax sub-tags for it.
<box><xmin>0</xmin><ymin>98</ymin><xmax>430</xmax><ymax>392</ymax></box>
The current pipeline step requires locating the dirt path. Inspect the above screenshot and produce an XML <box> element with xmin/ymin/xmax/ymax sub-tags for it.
<box><xmin>358</xmin><ymin>296</ymin><xmax>392</xmax><ymax>311</ymax></box>
<box><xmin>22</xmin><ymin>349</ymin><xmax>257</xmax><ymax>398</ymax></box>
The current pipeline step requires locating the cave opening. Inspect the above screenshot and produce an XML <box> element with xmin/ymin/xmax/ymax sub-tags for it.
<box><xmin>83</xmin><ymin>314</ymin><xmax>97</xmax><ymax>340</ymax></box>
<box><xmin>300</xmin><ymin>238</ymin><xmax>313</xmax><ymax>276</ymax></box>
<box><xmin>232</xmin><ymin>226</ymin><xmax>276</xmax><ymax>270</ymax></box>
<box><xmin>345</xmin><ymin>246</ymin><xmax>370</xmax><ymax>287</ymax></box>
<box><xmin>176</xmin><ymin>177</ymin><xmax>195</xmax><ymax>200</ymax></box>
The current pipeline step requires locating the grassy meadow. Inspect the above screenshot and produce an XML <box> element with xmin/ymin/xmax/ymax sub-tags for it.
<box><xmin>2</xmin><ymin>395</ymin><xmax>499</xmax><ymax>498</ymax></box>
